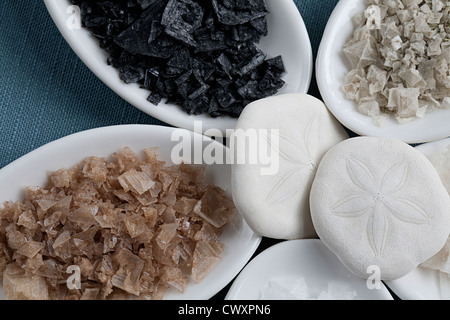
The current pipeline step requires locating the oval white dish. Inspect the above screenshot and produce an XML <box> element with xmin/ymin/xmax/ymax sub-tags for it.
<box><xmin>225</xmin><ymin>239</ymin><xmax>393</xmax><ymax>300</ymax></box>
<box><xmin>385</xmin><ymin>138</ymin><xmax>450</xmax><ymax>300</ymax></box>
<box><xmin>316</xmin><ymin>0</ymin><xmax>450</xmax><ymax>144</ymax></box>
<box><xmin>0</xmin><ymin>124</ymin><xmax>261</xmax><ymax>300</ymax></box>
<box><xmin>43</xmin><ymin>0</ymin><xmax>313</xmax><ymax>136</ymax></box>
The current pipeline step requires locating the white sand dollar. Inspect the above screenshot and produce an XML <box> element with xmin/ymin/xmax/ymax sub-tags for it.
<box><xmin>231</xmin><ymin>94</ymin><xmax>349</xmax><ymax>240</ymax></box>
<box><xmin>310</xmin><ymin>137</ymin><xmax>450</xmax><ymax>280</ymax></box>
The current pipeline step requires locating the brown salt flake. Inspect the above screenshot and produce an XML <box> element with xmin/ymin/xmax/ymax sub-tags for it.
<box><xmin>35</xmin><ymin>199</ymin><xmax>58</xmax><ymax>212</ymax></box>
<box><xmin>101</xmin><ymin>229</ymin><xmax>118</xmax><ymax>254</ymax></box>
<box><xmin>111</xmin><ymin>147</ymin><xmax>142</xmax><ymax>174</ymax></box>
<box><xmin>118</xmin><ymin>169</ymin><xmax>155</xmax><ymax>195</ymax></box>
<box><xmin>174</xmin><ymin>197</ymin><xmax>198</xmax><ymax>215</ymax></box>
<box><xmin>112</xmin><ymin>189</ymin><xmax>135</xmax><ymax>203</ymax></box>
<box><xmin>156</xmin><ymin>223</ymin><xmax>178</xmax><ymax>251</ymax></box>
<box><xmin>111</xmin><ymin>248</ymin><xmax>144</xmax><ymax>296</ymax></box>
<box><xmin>95</xmin><ymin>255</ymin><xmax>114</xmax><ymax>284</ymax></box>
<box><xmin>158</xmin><ymin>170</ymin><xmax>174</xmax><ymax>191</ymax></box>
<box><xmin>148</xmin><ymin>204</ymin><xmax>166</xmax><ymax>219</ymax></box>
<box><xmin>1</xmin><ymin>201</ymin><xmax>24</xmax><ymax>223</ymax></box>
<box><xmin>141</xmin><ymin>207</ymin><xmax>158</xmax><ymax>228</ymax></box>
<box><xmin>6</xmin><ymin>227</ymin><xmax>27</xmax><ymax>250</ymax></box>
<box><xmin>152</xmin><ymin>280</ymin><xmax>169</xmax><ymax>301</ymax></box>
<box><xmin>143</xmin><ymin>148</ymin><xmax>166</xmax><ymax>174</ymax></box>
<box><xmin>148</xmin><ymin>181</ymin><xmax>163</xmax><ymax>198</ymax></box>
<box><xmin>160</xmin><ymin>266</ymin><xmax>188</xmax><ymax>293</ymax></box>
<box><xmin>94</xmin><ymin>213</ymin><xmax>115</xmax><ymax>229</ymax></box>
<box><xmin>72</xmin><ymin>226</ymin><xmax>101</xmax><ymax>247</ymax></box>
<box><xmin>52</xmin><ymin>231</ymin><xmax>71</xmax><ymax>249</ymax></box>
<box><xmin>48</xmin><ymin>166</ymin><xmax>79</xmax><ymax>189</ymax></box>
<box><xmin>178</xmin><ymin>219</ymin><xmax>202</xmax><ymax>239</ymax></box>
<box><xmin>194</xmin><ymin>223</ymin><xmax>222</xmax><ymax>242</ymax></box>
<box><xmin>134</xmin><ymin>228</ymin><xmax>154</xmax><ymax>246</ymax></box>
<box><xmin>54</xmin><ymin>243</ymin><xmax>73</xmax><ymax>262</ymax></box>
<box><xmin>193</xmin><ymin>188</ymin><xmax>230</xmax><ymax>228</ymax></box>
<box><xmin>154</xmin><ymin>238</ymin><xmax>182</xmax><ymax>267</ymax></box>
<box><xmin>71</xmin><ymin>181</ymin><xmax>100</xmax><ymax>205</ymax></box>
<box><xmin>54</xmin><ymin>195</ymin><xmax>72</xmax><ymax>211</ymax></box>
<box><xmin>43</xmin><ymin>210</ymin><xmax>62</xmax><ymax>229</ymax></box>
<box><xmin>0</xmin><ymin>243</ymin><xmax>9</xmax><ymax>278</ymax></box>
<box><xmin>25</xmin><ymin>186</ymin><xmax>47</xmax><ymax>202</ymax></box>
<box><xmin>179</xmin><ymin>163</ymin><xmax>206</xmax><ymax>183</ymax></box>
<box><xmin>35</xmin><ymin>259</ymin><xmax>60</xmax><ymax>281</ymax></box>
<box><xmin>24</xmin><ymin>253</ymin><xmax>44</xmax><ymax>272</ymax></box>
<box><xmin>80</xmin><ymin>286</ymin><xmax>101</xmax><ymax>300</ymax></box>
<box><xmin>124</xmin><ymin>215</ymin><xmax>149</xmax><ymax>239</ymax></box>
<box><xmin>74</xmin><ymin>256</ymin><xmax>93</xmax><ymax>278</ymax></box>
<box><xmin>143</xmin><ymin>147</ymin><xmax>161</xmax><ymax>163</ymax></box>
<box><xmin>191</xmin><ymin>241</ymin><xmax>223</xmax><ymax>283</ymax></box>
<box><xmin>162</xmin><ymin>206</ymin><xmax>177</xmax><ymax>224</ymax></box>
<box><xmin>68</xmin><ymin>205</ymin><xmax>99</xmax><ymax>231</ymax></box>
<box><xmin>17</xmin><ymin>210</ymin><xmax>38</xmax><ymax>230</ymax></box>
<box><xmin>3</xmin><ymin>263</ymin><xmax>49</xmax><ymax>300</ymax></box>
<box><xmin>82</xmin><ymin>156</ymin><xmax>108</xmax><ymax>185</ymax></box>
<box><xmin>17</xmin><ymin>240</ymin><xmax>44</xmax><ymax>258</ymax></box>
<box><xmin>133</xmin><ymin>192</ymin><xmax>158</xmax><ymax>206</ymax></box>
<box><xmin>161</xmin><ymin>191</ymin><xmax>177</xmax><ymax>207</ymax></box>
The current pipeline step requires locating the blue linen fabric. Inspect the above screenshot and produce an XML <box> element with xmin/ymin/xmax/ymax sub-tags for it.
<box><xmin>0</xmin><ymin>0</ymin><xmax>340</xmax><ymax>169</ymax></box>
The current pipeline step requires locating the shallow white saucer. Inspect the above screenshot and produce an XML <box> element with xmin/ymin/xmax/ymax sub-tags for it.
<box><xmin>225</xmin><ymin>239</ymin><xmax>393</xmax><ymax>300</ymax></box>
<box><xmin>316</xmin><ymin>0</ymin><xmax>450</xmax><ymax>144</ymax></box>
<box><xmin>0</xmin><ymin>124</ymin><xmax>261</xmax><ymax>300</ymax></box>
<box><xmin>44</xmin><ymin>0</ymin><xmax>313</xmax><ymax>136</ymax></box>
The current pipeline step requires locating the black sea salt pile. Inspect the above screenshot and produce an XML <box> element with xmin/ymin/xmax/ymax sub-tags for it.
<box><xmin>70</xmin><ymin>0</ymin><xmax>285</xmax><ymax>118</ymax></box>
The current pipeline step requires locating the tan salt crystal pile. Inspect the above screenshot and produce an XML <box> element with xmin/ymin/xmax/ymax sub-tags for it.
<box><xmin>0</xmin><ymin>147</ymin><xmax>235</xmax><ymax>300</ymax></box>
<box><xmin>342</xmin><ymin>0</ymin><xmax>450</xmax><ymax>124</ymax></box>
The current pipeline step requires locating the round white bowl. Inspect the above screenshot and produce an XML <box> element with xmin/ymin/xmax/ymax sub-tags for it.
<box><xmin>44</xmin><ymin>0</ymin><xmax>313</xmax><ymax>136</ymax></box>
<box><xmin>0</xmin><ymin>124</ymin><xmax>261</xmax><ymax>300</ymax></box>
<box><xmin>225</xmin><ymin>239</ymin><xmax>393</xmax><ymax>300</ymax></box>
<box><xmin>316</xmin><ymin>0</ymin><xmax>450</xmax><ymax>144</ymax></box>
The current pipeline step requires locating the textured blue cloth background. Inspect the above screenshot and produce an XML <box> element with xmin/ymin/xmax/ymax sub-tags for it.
<box><xmin>0</xmin><ymin>0</ymin><xmax>339</xmax><ymax>169</ymax></box>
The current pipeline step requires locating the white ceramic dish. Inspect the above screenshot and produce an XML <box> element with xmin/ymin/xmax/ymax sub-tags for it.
<box><xmin>316</xmin><ymin>0</ymin><xmax>450</xmax><ymax>144</ymax></box>
<box><xmin>385</xmin><ymin>138</ymin><xmax>450</xmax><ymax>300</ymax></box>
<box><xmin>225</xmin><ymin>239</ymin><xmax>393</xmax><ymax>300</ymax></box>
<box><xmin>44</xmin><ymin>0</ymin><xmax>313</xmax><ymax>136</ymax></box>
<box><xmin>0</xmin><ymin>124</ymin><xmax>261</xmax><ymax>300</ymax></box>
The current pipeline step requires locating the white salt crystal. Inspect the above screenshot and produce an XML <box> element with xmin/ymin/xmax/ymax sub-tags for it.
<box><xmin>391</xmin><ymin>35</ymin><xmax>403</xmax><ymax>50</ymax></box>
<box><xmin>260</xmin><ymin>278</ymin><xmax>357</xmax><ymax>300</ymax></box>
<box><xmin>317</xmin><ymin>291</ymin><xmax>336</xmax><ymax>300</ymax></box>
<box><xmin>327</xmin><ymin>282</ymin><xmax>358</xmax><ymax>300</ymax></box>
<box><xmin>260</xmin><ymin>277</ymin><xmax>309</xmax><ymax>300</ymax></box>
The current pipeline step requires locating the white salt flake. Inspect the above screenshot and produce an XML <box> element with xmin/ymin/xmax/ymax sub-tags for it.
<box><xmin>260</xmin><ymin>278</ymin><xmax>358</xmax><ymax>300</ymax></box>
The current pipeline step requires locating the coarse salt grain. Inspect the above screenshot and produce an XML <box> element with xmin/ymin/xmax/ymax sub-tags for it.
<box><xmin>259</xmin><ymin>277</ymin><xmax>357</xmax><ymax>300</ymax></box>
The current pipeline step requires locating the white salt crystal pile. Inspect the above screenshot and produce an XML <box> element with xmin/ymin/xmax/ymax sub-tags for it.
<box><xmin>259</xmin><ymin>277</ymin><xmax>357</xmax><ymax>300</ymax></box>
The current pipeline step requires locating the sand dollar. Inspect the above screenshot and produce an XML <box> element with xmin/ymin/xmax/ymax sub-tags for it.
<box><xmin>231</xmin><ymin>94</ymin><xmax>348</xmax><ymax>239</ymax></box>
<box><xmin>310</xmin><ymin>137</ymin><xmax>450</xmax><ymax>280</ymax></box>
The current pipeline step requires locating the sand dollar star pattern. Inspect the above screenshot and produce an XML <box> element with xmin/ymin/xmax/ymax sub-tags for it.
<box><xmin>331</xmin><ymin>156</ymin><xmax>430</xmax><ymax>257</ymax></box>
